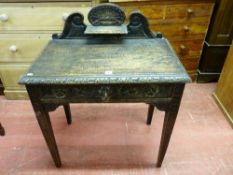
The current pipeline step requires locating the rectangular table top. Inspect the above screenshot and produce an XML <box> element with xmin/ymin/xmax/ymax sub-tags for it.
<box><xmin>19</xmin><ymin>38</ymin><xmax>191</xmax><ymax>85</ymax></box>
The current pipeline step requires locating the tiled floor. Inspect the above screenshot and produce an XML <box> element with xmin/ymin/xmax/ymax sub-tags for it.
<box><xmin>0</xmin><ymin>83</ymin><xmax>233</xmax><ymax>175</ymax></box>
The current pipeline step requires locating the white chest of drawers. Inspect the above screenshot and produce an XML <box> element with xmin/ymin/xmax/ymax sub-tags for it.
<box><xmin>0</xmin><ymin>1</ymin><xmax>95</xmax><ymax>99</ymax></box>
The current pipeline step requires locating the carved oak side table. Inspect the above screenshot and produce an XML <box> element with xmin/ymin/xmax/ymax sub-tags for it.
<box><xmin>19</xmin><ymin>3</ymin><xmax>191</xmax><ymax>168</ymax></box>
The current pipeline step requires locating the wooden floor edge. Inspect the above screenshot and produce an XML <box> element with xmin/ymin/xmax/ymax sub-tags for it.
<box><xmin>212</xmin><ymin>92</ymin><xmax>233</xmax><ymax>129</ymax></box>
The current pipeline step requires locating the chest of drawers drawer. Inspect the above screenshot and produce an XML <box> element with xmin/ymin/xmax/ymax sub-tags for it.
<box><xmin>165</xmin><ymin>3</ymin><xmax>213</xmax><ymax>19</ymax></box>
<box><xmin>0</xmin><ymin>2</ymin><xmax>95</xmax><ymax>100</ymax></box>
<box><xmin>151</xmin><ymin>21</ymin><xmax>209</xmax><ymax>38</ymax></box>
<box><xmin>179</xmin><ymin>56</ymin><xmax>200</xmax><ymax>72</ymax></box>
<box><xmin>0</xmin><ymin>3</ymin><xmax>90</xmax><ymax>31</ymax></box>
<box><xmin>3</xmin><ymin>89</ymin><xmax>28</xmax><ymax>100</ymax></box>
<box><xmin>39</xmin><ymin>84</ymin><xmax>173</xmax><ymax>103</ymax></box>
<box><xmin>170</xmin><ymin>39</ymin><xmax>204</xmax><ymax>58</ymax></box>
<box><xmin>116</xmin><ymin>1</ymin><xmax>213</xmax><ymax>20</ymax></box>
<box><xmin>111</xmin><ymin>0</ymin><xmax>214</xmax><ymax>81</ymax></box>
<box><xmin>122</xmin><ymin>4</ymin><xmax>165</xmax><ymax>21</ymax></box>
<box><xmin>0</xmin><ymin>34</ymin><xmax>50</xmax><ymax>62</ymax></box>
<box><xmin>0</xmin><ymin>64</ymin><xmax>29</xmax><ymax>89</ymax></box>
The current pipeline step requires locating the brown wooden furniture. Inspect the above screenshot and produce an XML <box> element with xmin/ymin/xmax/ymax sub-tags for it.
<box><xmin>109</xmin><ymin>0</ymin><xmax>215</xmax><ymax>81</ymax></box>
<box><xmin>213</xmin><ymin>42</ymin><xmax>233</xmax><ymax>128</ymax></box>
<box><xmin>19</xmin><ymin>4</ymin><xmax>191</xmax><ymax>167</ymax></box>
<box><xmin>197</xmin><ymin>0</ymin><xmax>233</xmax><ymax>82</ymax></box>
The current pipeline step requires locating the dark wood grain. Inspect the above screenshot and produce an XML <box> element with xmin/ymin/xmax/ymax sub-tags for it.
<box><xmin>19</xmin><ymin>39</ymin><xmax>190</xmax><ymax>85</ymax></box>
<box><xmin>63</xmin><ymin>104</ymin><xmax>72</xmax><ymax>125</ymax></box>
<box><xmin>155</xmin><ymin>84</ymin><xmax>185</xmax><ymax>167</ymax></box>
<box><xmin>147</xmin><ymin>104</ymin><xmax>155</xmax><ymax>125</ymax></box>
<box><xmin>26</xmin><ymin>86</ymin><xmax>61</xmax><ymax>167</ymax></box>
<box><xmin>20</xmin><ymin>4</ymin><xmax>190</xmax><ymax>168</ymax></box>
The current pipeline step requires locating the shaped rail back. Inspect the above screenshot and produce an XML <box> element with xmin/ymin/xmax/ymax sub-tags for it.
<box><xmin>52</xmin><ymin>3</ymin><xmax>162</xmax><ymax>39</ymax></box>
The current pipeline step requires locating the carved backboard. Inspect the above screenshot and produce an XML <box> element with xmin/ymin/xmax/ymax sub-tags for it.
<box><xmin>53</xmin><ymin>3</ymin><xmax>162</xmax><ymax>39</ymax></box>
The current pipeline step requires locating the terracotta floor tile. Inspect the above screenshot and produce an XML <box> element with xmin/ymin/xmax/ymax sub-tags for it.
<box><xmin>0</xmin><ymin>83</ymin><xmax>233</xmax><ymax>175</ymax></box>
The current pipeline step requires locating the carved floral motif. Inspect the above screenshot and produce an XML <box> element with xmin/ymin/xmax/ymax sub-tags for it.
<box><xmin>41</xmin><ymin>84</ymin><xmax>172</xmax><ymax>101</ymax></box>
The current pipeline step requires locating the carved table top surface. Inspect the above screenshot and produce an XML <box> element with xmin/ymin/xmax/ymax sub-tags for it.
<box><xmin>19</xmin><ymin>38</ymin><xmax>191</xmax><ymax>85</ymax></box>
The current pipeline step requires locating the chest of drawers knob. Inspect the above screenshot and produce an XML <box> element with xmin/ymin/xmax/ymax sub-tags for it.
<box><xmin>179</xmin><ymin>44</ymin><xmax>187</xmax><ymax>54</ymax></box>
<box><xmin>187</xmin><ymin>8</ymin><xmax>193</xmax><ymax>16</ymax></box>
<box><xmin>0</xmin><ymin>14</ymin><xmax>8</xmax><ymax>22</ymax></box>
<box><xmin>9</xmin><ymin>45</ymin><xmax>17</xmax><ymax>52</ymax></box>
<box><xmin>62</xmin><ymin>13</ymin><xmax>69</xmax><ymax>21</ymax></box>
<box><xmin>183</xmin><ymin>25</ymin><xmax>189</xmax><ymax>32</ymax></box>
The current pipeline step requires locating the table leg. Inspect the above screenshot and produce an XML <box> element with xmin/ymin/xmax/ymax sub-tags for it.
<box><xmin>147</xmin><ymin>104</ymin><xmax>155</xmax><ymax>125</ymax></box>
<box><xmin>63</xmin><ymin>104</ymin><xmax>72</xmax><ymax>125</ymax></box>
<box><xmin>31</xmin><ymin>102</ymin><xmax>62</xmax><ymax>167</ymax></box>
<box><xmin>0</xmin><ymin>123</ymin><xmax>5</xmax><ymax>136</ymax></box>
<box><xmin>156</xmin><ymin>84</ymin><xmax>185</xmax><ymax>167</ymax></box>
<box><xmin>156</xmin><ymin>110</ymin><xmax>178</xmax><ymax>167</ymax></box>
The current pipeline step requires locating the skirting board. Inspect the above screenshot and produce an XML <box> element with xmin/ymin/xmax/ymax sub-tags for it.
<box><xmin>197</xmin><ymin>70</ymin><xmax>220</xmax><ymax>83</ymax></box>
<box><xmin>213</xmin><ymin>92</ymin><xmax>233</xmax><ymax>128</ymax></box>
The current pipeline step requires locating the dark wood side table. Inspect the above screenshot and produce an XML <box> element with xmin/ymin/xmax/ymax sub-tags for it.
<box><xmin>19</xmin><ymin>3</ymin><xmax>191</xmax><ymax>168</ymax></box>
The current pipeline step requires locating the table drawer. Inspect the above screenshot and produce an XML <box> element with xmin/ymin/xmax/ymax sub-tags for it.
<box><xmin>0</xmin><ymin>64</ymin><xmax>29</xmax><ymax>89</ymax></box>
<box><xmin>40</xmin><ymin>84</ymin><xmax>173</xmax><ymax>102</ymax></box>
<box><xmin>0</xmin><ymin>3</ymin><xmax>91</xmax><ymax>31</ymax></box>
<box><xmin>0</xmin><ymin>34</ymin><xmax>50</xmax><ymax>62</ymax></box>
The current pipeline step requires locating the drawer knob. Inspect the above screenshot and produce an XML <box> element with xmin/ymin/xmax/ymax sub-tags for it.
<box><xmin>53</xmin><ymin>89</ymin><xmax>66</xmax><ymax>99</ymax></box>
<box><xmin>187</xmin><ymin>8</ymin><xmax>193</xmax><ymax>15</ymax></box>
<box><xmin>98</xmin><ymin>86</ymin><xmax>111</xmax><ymax>101</ymax></box>
<box><xmin>183</xmin><ymin>25</ymin><xmax>189</xmax><ymax>32</ymax></box>
<box><xmin>62</xmin><ymin>13</ymin><xmax>69</xmax><ymax>21</ymax></box>
<box><xmin>179</xmin><ymin>44</ymin><xmax>187</xmax><ymax>54</ymax></box>
<box><xmin>0</xmin><ymin>14</ymin><xmax>8</xmax><ymax>22</ymax></box>
<box><xmin>9</xmin><ymin>45</ymin><xmax>17</xmax><ymax>52</ymax></box>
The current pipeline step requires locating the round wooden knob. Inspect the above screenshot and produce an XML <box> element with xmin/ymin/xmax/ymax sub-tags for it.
<box><xmin>183</xmin><ymin>25</ymin><xmax>189</xmax><ymax>32</ymax></box>
<box><xmin>180</xmin><ymin>44</ymin><xmax>186</xmax><ymax>52</ymax></box>
<box><xmin>187</xmin><ymin>8</ymin><xmax>193</xmax><ymax>15</ymax></box>
<box><xmin>62</xmin><ymin>13</ymin><xmax>69</xmax><ymax>21</ymax></box>
<box><xmin>9</xmin><ymin>45</ymin><xmax>17</xmax><ymax>52</ymax></box>
<box><xmin>0</xmin><ymin>14</ymin><xmax>8</xmax><ymax>22</ymax></box>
